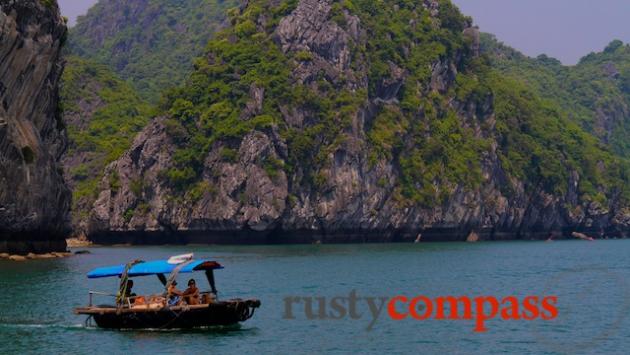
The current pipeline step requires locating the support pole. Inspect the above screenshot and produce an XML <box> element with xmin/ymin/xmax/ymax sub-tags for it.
<box><xmin>206</xmin><ymin>270</ymin><xmax>218</xmax><ymax>294</ymax></box>
<box><xmin>157</xmin><ymin>274</ymin><xmax>167</xmax><ymax>286</ymax></box>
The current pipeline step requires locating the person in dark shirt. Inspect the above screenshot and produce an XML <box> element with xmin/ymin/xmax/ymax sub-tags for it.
<box><xmin>124</xmin><ymin>280</ymin><xmax>136</xmax><ymax>297</ymax></box>
<box><xmin>122</xmin><ymin>280</ymin><xmax>137</xmax><ymax>305</ymax></box>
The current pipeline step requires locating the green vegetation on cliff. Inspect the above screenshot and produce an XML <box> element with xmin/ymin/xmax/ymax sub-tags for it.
<box><xmin>467</xmin><ymin>58</ymin><xmax>629</xmax><ymax>203</ymax></box>
<box><xmin>61</xmin><ymin>56</ymin><xmax>151</xmax><ymax>222</ymax></box>
<box><xmin>68</xmin><ymin>0</ymin><xmax>238</xmax><ymax>102</ymax></box>
<box><xmin>351</xmin><ymin>0</ymin><xmax>489</xmax><ymax>204</ymax></box>
<box><xmin>157</xmin><ymin>1</ymin><xmax>292</xmax><ymax>190</ymax></box>
<box><xmin>482</xmin><ymin>34</ymin><xmax>630</xmax><ymax>159</ymax></box>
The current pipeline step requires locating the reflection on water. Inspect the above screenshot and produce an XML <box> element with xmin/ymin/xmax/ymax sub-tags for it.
<box><xmin>1</xmin><ymin>240</ymin><xmax>630</xmax><ymax>354</ymax></box>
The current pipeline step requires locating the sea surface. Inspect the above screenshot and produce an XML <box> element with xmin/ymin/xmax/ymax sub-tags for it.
<box><xmin>1</xmin><ymin>240</ymin><xmax>630</xmax><ymax>354</ymax></box>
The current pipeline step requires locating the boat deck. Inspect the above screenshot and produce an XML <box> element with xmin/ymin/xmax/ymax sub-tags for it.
<box><xmin>75</xmin><ymin>299</ymin><xmax>260</xmax><ymax>315</ymax></box>
<box><xmin>75</xmin><ymin>304</ymin><xmax>211</xmax><ymax>315</ymax></box>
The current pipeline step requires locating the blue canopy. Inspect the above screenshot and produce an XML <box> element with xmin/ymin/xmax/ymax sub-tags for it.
<box><xmin>87</xmin><ymin>259</ymin><xmax>223</xmax><ymax>279</ymax></box>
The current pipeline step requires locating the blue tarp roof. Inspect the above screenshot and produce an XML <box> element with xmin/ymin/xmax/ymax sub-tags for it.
<box><xmin>87</xmin><ymin>260</ymin><xmax>223</xmax><ymax>279</ymax></box>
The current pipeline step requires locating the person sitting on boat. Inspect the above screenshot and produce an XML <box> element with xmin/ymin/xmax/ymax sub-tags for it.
<box><xmin>167</xmin><ymin>280</ymin><xmax>183</xmax><ymax>306</ymax></box>
<box><xmin>124</xmin><ymin>280</ymin><xmax>137</xmax><ymax>304</ymax></box>
<box><xmin>183</xmin><ymin>279</ymin><xmax>201</xmax><ymax>305</ymax></box>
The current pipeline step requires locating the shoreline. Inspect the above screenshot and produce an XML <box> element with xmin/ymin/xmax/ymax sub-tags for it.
<box><xmin>85</xmin><ymin>227</ymin><xmax>625</xmax><ymax>246</ymax></box>
<box><xmin>1</xmin><ymin>233</ymin><xmax>622</xmax><ymax>260</ymax></box>
<box><xmin>2</xmin><ymin>228</ymin><xmax>624</xmax><ymax>257</ymax></box>
<box><xmin>72</xmin><ymin>237</ymin><xmax>627</xmax><ymax>250</ymax></box>
<box><xmin>0</xmin><ymin>251</ymin><xmax>73</xmax><ymax>261</ymax></box>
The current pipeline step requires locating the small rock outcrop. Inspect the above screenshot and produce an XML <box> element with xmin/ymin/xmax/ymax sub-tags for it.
<box><xmin>466</xmin><ymin>231</ymin><xmax>479</xmax><ymax>243</ymax></box>
<box><xmin>0</xmin><ymin>0</ymin><xmax>70</xmax><ymax>253</ymax></box>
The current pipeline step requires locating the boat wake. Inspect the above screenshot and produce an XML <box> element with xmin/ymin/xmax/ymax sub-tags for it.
<box><xmin>0</xmin><ymin>322</ymin><xmax>253</xmax><ymax>334</ymax></box>
<box><xmin>0</xmin><ymin>322</ymin><xmax>90</xmax><ymax>331</ymax></box>
<box><xmin>110</xmin><ymin>323</ymin><xmax>247</xmax><ymax>333</ymax></box>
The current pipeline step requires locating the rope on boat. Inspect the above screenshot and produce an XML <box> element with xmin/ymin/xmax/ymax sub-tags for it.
<box><xmin>164</xmin><ymin>260</ymin><xmax>195</xmax><ymax>293</ymax></box>
<box><xmin>229</xmin><ymin>299</ymin><xmax>257</xmax><ymax>322</ymax></box>
<box><xmin>156</xmin><ymin>308</ymin><xmax>185</xmax><ymax>330</ymax></box>
<box><xmin>126</xmin><ymin>304</ymin><xmax>188</xmax><ymax>330</ymax></box>
<box><xmin>249</xmin><ymin>307</ymin><xmax>257</xmax><ymax>319</ymax></box>
<box><xmin>245</xmin><ymin>303</ymin><xmax>258</xmax><ymax>320</ymax></box>
<box><xmin>84</xmin><ymin>315</ymin><xmax>93</xmax><ymax>328</ymax></box>
<box><xmin>116</xmin><ymin>259</ymin><xmax>143</xmax><ymax>310</ymax></box>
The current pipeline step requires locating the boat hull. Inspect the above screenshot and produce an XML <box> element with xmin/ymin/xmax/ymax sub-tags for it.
<box><xmin>78</xmin><ymin>299</ymin><xmax>260</xmax><ymax>330</ymax></box>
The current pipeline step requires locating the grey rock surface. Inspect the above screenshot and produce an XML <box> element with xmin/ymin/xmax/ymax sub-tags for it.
<box><xmin>0</xmin><ymin>0</ymin><xmax>70</xmax><ymax>253</ymax></box>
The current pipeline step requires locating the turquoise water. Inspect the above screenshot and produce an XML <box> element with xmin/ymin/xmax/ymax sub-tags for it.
<box><xmin>1</xmin><ymin>240</ymin><xmax>630</xmax><ymax>354</ymax></box>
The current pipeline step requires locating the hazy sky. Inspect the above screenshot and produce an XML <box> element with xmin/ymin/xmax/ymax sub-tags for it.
<box><xmin>451</xmin><ymin>0</ymin><xmax>630</xmax><ymax>64</ymax></box>
<box><xmin>58</xmin><ymin>0</ymin><xmax>630</xmax><ymax>64</ymax></box>
<box><xmin>57</xmin><ymin>0</ymin><xmax>95</xmax><ymax>26</ymax></box>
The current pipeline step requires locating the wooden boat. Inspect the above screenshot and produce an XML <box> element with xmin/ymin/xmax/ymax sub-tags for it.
<box><xmin>75</xmin><ymin>254</ymin><xmax>261</xmax><ymax>330</ymax></box>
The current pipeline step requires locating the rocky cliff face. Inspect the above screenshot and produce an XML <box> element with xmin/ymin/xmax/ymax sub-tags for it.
<box><xmin>0</xmin><ymin>0</ymin><xmax>70</xmax><ymax>253</ymax></box>
<box><xmin>88</xmin><ymin>0</ymin><xmax>630</xmax><ymax>243</ymax></box>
